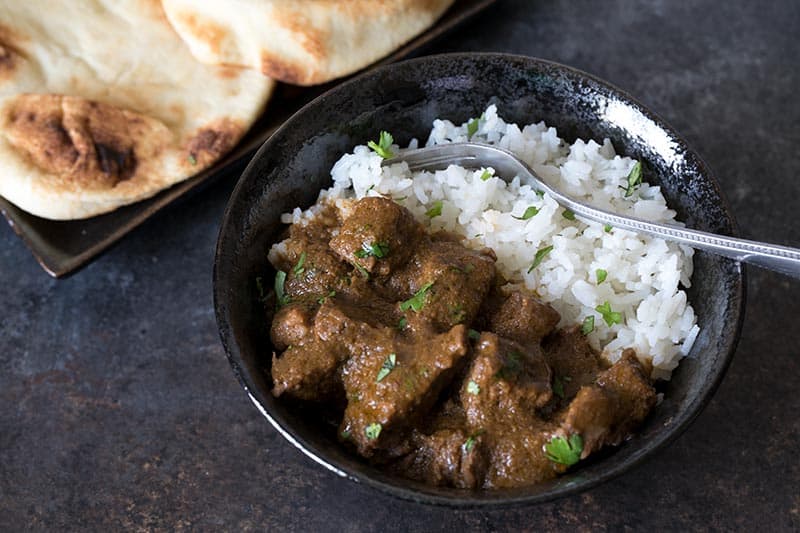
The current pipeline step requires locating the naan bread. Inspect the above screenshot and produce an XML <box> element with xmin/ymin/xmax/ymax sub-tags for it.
<box><xmin>0</xmin><ymin>1</ymin><xmax>274</xmax><ymax>220</ymax></box>
<box><xmin>161</xmin><ymin>0</ymin><xmax>455</xmax><ymax>85</ymax></box>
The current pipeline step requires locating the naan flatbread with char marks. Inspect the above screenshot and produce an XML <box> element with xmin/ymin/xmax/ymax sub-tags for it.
<box><xmin>0</xmin><ymin>0</ymin><xmax>273</xmax><ymax>220</ymax></box>
<box><xmin>161</xmin><ymin>0</ymin><xmax>456</xmax><ymax>85</ymax></box>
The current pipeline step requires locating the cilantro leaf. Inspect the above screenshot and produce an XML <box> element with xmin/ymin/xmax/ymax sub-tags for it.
<box><xmin>355</xmin><ymin>241</ymin><xmax>389</xmax><ymax>259</ymax></box>
<box><xmin>354</xmin><ymin>262</ymin><xmax>370</xmax><ymax>279</ymax></box>
<box><xmin>512</xmin><ymin>206</ymin><xmax>539</xmax><ymax>221</ymax></box>
<box><xmin>468</xmin><ymin>329</ymin><xmax>480</xmax><ymax>340</ymax></box>
<box><xmin>527</xmin><ymin>245</ymin><xmax>554</xmax><ymax>273</ymax></box>
<box><xmin>425</xmin><ymin>200</ymin><xmax>443</xmax><ymax>218</ymax></box>
<box><xmin>368</xmin><ymin>131</ymin><xmax>394</xmax><ymax>159</ymax></box>
<box><xmin>595</xmin><ymin>301</ymin><xmax>622</xmax><ymax>326</ymax></box>
<box><xmin>399</xmin><ymin>282</ymin><xmax>434</xmax><ymax>312</ymax></box>
<box><xmin>466</xmin><ymin>380</ymin><xmax>480</xmax><ymax>395</ymax></box>
<box><xmin>376</xmin><ymin>353</ymin><xmax>397</xmax><ymax>382</ymax></box>
<box><xmin>463</xmin><ymin>429</ymin><xmax>485</xmax><ymax>453</ymax></box>
<box><xmin>467</xmin><ymin>118</ymin><xmax>479</xmax><ymax>137</ymax></box>
<box><xmin>562</xmin><ymin>209</ymin><xmax>576</xmax><ymax>221</ymax></box>
<box><xmin>397</xmin><ymin>317</ymin><xmax>408</xmax><ymax>330</ymax></box>
<box><xmin>604</xmin><ymin>224</ymin><xmax>613</xmax><ymax>233</ymax></box>
<box><xmin>274</xmin><ymin>271</ymin><xmax>290</xmax><ymax>308</ymax></box>
<box><xmin>544</xmin><ymin>434</ymin><xmax>583</xmax><ymax>466</ymax></box>
<box><xmin>581</xmin><ymin>315</ymin><xmax>595</xmax><ymax>335</ymax></box>
<box><xmin>316</xmin><ymin>290</ymin><xmax>336</xmax><ymax>305</ymax></box>
<box><xmin>596</xmin><ymin>268</ymin><xmax>608</xmax><ymax>284</ymax></box>
<box><xmin>365</xmin><ymin>423</ymin><xmax>382</xmax><ymax>440</ymax></box>
<box><xmin>293</xmin><ymin>252</ymin><xmax>306</xmax><ymax>276</ymax></box>
<box><xmin>622</xmin><ymin>160</ymin><xmax>643</xmax><ymax>197</ymax></box>
<box><xmin>535</xmin><ymin>189</ymin><xmax>545</xmax><ymax>198</ymax></box>
<box><xmin>479</xmin><ymin>169</ymin><xmax>493</xmax><ymax>181</ymax></box>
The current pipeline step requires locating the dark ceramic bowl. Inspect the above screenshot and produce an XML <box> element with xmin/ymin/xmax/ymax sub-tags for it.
<box><xmin>213</xmin><ymin>53</ymin><xmax>745</xmax><ymax>507</ymax></box>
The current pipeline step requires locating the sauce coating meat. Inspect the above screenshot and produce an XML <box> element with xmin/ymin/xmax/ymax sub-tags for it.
<box><xmin>269</xmin><ymin>196</ymin><xmax>656</xmax><ymax>489</ymax></box>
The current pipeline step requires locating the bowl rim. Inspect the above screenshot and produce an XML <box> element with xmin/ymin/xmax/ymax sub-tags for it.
<box><xmin>213</xmin><ymin>52</ymin><xmax>746</xmax><ymax>508</ymax></box>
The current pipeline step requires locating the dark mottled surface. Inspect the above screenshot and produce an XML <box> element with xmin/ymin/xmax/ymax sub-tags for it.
<box><xmin>1</xmin><ymin>0</ymin><xmax>799</xmax><ymax>530</ymax></box>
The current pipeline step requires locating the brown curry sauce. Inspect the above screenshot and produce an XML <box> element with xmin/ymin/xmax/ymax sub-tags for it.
<box><xmin>268</xmin><ymin>196</ymin><xmax>656</xmax><ymax>489</ymax></box>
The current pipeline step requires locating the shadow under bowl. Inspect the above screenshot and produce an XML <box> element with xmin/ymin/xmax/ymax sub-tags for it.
<box><xmin>213</xmin><ymin>53</ymin><xmax>745</xmax><ymax>507</ymax></box>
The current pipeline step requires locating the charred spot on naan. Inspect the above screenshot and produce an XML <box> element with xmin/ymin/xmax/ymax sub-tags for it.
<box><xmin>173</xmin><ymin>10</ymin><xmax>229</xmax><ymax>57</ymax></box>
<box><xmin>0</xmin><ymin>23</ymin><xmax>26</xmax><ymax>81</ymax></box>
<box><xmin>184</xmin><ymin>118</ymin><xmax>244</xmax><ymax>168</ymax></box>
<box><xmin>3</xmin><ymin>94</ymin><xmax>171</xmax><ymax>191</ymax></box>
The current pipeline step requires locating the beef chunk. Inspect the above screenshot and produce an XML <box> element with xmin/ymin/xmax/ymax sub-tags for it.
<box><xmin>394</xmin><ymin>429</ymin><xmax>490</xmax><ymax>489</ymax></box>
<box><xmin>483</xmin><ymin>289</ymin><xmax>561</xmax><ymax>345</ymax></box>
<box><xmin>271</xmin><ymin>339</ymin><xmax>346</xmax><ymax>402</ymax></box>
<box><xmin>284</xmin><ymin>243</ymin><xmax>351</xmax><ymax>299</ymax></box>
<box><xmin>329</xmin><ymin>197</ymin><xmax>423</xmax><ymax>276</ymax></box>
<box><xmin>461</xmin><ymin>332</ymin><xmax>553</xmax><ymax>429</ymax></box>
<box><xmin>270</xmin><ymin>302</ymin><xmax>315</xmax><ymax>351</ymax></box>
<box><xmin>561</xmin><ymin>349</ymin><xmax>656</xmax><ymax>456</ymax></box>
<box><xmin>390</xmin><ymin>240</ymin><xmax>496</xmax><ymax>332</ymax></box>
<box><xmin>542</xmin><ymin>325</ymin><xmax>608</xmax><ymax>401</ymax></box>
<box><xmin>340</xmin><ymin>324</ymin><xmax>469</xmax><ymax>457</ymax></box>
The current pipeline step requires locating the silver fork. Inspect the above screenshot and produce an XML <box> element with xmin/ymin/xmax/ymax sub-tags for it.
<box><xmin>383</xmin><ymin>142</ymin><xmax>800</xmax><ymax>278</ymax></box>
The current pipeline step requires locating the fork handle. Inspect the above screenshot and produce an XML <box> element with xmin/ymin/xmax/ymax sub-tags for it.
<box><xmin>559</xmin><ymin>196</ymin><xmax>800</xmax><ymax>278</ymax></box>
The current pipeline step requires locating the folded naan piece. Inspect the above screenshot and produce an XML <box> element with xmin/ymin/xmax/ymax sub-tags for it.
<box><xmin>161</xmin><ymin>0</ymin><xmax>456</xmax><ymax>86</ymax></box>
<box><xmin>0</xmin><ymin>1</ymin><xmax>274</xmax><ymax>220</ymax></box>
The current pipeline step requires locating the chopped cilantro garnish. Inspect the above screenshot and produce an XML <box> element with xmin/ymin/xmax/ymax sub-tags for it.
<box><xmin>274</xmin><ymin>271</ymin><xmax>290</xmax><ymax>308</ymax></box>
<box><xmin>340</xmin><ymin>429</ymin><xmax>351</xmax><ymax>440</ymax></box>
<box><xmin>368</xmin><ymin>131</ymin><xmax>394</xmax><ymax>159</ymax></box>
<box><xmin>425</xmin><ymin>200</ymin><xmax>443</xmax><ymax>218</ymax></box>
<box><xmin>399</xmin><ymin>282</ymin><xmax>434</xmax><ymax>312</ymax></box>
<box><xmin>187</xmin><ymin>154</ymin><xmax>197</xmax><ymax>165</ymax></box>
<box><xmin>596</xmin><ymin>269</ymin><xmax>608</xmax><ymax>284</ymax></box>
<box><xmin>535</xmin><ymin>189</ymin><xmax>545</xmax><ymax>198</ymax></box>
<box><xmin>397</xmin><ymin>317</ymin><xmax>408</xmax><ymax>330</ymax></box>
<box><xmin>527</xmin><ymin>245</ymin><xmax>554</xmax><ymax>273</ymax></box>
<box><xmin>467</xmin><ymin>380</ymin><xmax>480</xmax><ymax>395</ymax></box>
<box><xmin>355</xmin><ymin>241</ymin><xmax>389</xmax><ymax>259</ymax></box>
<box><xmin>553</xmin><ymin>376</ymin><xmax>565</xmax><ymax>399</ymax></box>
<box><xmin>467</xmin><ymin>118</ymin><xmax>479</xmax><ymax>137</ymax></box>
<box><xmin>376</xmin><ymin>353</ymin><xmax>397</xmax><ymax>382</ymax></box>
<box><xmin>463</xmin><ymin>429</ymin><xmax>485</xmax><ymax>453</ymax></box>
<box><xmin>622</xmin><ymin>160</ymin><xmax>643</xmax><ymax>197</ymax></box>
<box><xmin>468</xmin><ymin>329</ymin><xmax>480</xmax><ymax>340</ymax></box>
<box><xmin>293</xmin><ymin>252</ymin><xmax>306</xmax><ymax>276</ymax></box>
<box><xmin>562</xmin><ymin>209</ymin><xmax>576</xmax><ymax>221</ymax></box>
<box><xmin>354</xmin><ymin>262</ymin><xmax>370</xmax><ymax>279</ymax></box>
<box><xmin>512</xmin><ymin>206</ymin><xmax>540</xmax><ymax>221</ymax></box>
<box><xmin>317</xmin><ymin>290</ymin><xmax>336</xmax><ymax>304</ymax></box>
<box><xmin>604</xmin><ymin>224</ymin><xmax>613</xmax><ymax>233</ymax></box>
<box><xmin>544</xmin><ymin>434</ymin><xmax>583</xmax><ymax>466</ymax></box>
<box><xmin>479</xmin><ymin>169</ymin><xmax>493</xmax><ymax>181</ymax></box>
<box><xmin>595</xmin><ymin>301</ymin><xmax>622</xmax><ymax>326</ymax></box>
<box><xmin>365</xmin><ymin>423</ymin><xmax>382</xmax><ymax>440</ymax></box>
<box><xmin>581</xmin><ymin>315</ymin><xmax>595</xmax><ymax>335</ymax></box>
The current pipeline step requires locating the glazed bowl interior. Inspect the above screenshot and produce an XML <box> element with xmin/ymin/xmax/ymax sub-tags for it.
<box><xmin>213</xmin><ymin>53</ymin><xmax>744</xmax><ymax>507</ymax></box>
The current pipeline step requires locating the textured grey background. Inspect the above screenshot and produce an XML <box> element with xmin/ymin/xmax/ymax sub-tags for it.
<box><xmin>2</xmin><ymin>0</ymin><xmax>799</xmax><ymax>530</ymax></box>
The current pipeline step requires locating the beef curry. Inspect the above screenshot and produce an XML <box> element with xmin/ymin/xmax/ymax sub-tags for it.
<box><xmin>268</xmin><ymin>196</ymin><xmax>656</xmax><ymax>489</ymax></box>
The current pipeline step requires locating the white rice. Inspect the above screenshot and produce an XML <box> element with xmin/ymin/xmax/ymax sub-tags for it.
<box><xmin>271</xmin><ymin>105</ymin><xmax>698</xmax><ymax>379</ymax></box>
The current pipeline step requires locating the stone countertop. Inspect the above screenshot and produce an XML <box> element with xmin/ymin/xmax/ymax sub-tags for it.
<box><xmin>2</xmin><ymin>0</ymin><xmax>799</xmax><ymax>530</ymax></box>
